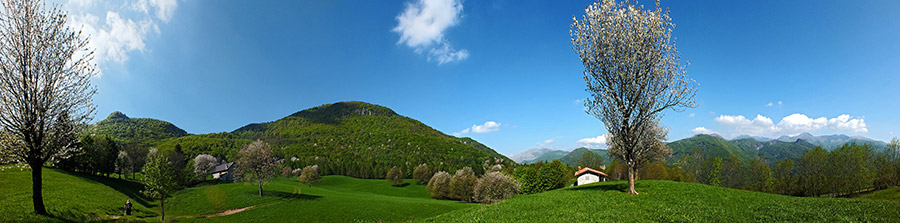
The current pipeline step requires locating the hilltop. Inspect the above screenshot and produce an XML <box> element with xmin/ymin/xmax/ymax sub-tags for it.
<box><xmin>230</xmin><ymin>101</ymin><xmax>513</xmax><ymax>178</ymax></box>
<box><xmin>86</xmin><ymin>111</ymin><xmax>188</xmax><ymax>146</ymax></box>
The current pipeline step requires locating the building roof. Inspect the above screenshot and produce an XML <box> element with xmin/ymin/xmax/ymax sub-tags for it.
<box><xmin>211</xmin><ymin>162</ymin><xmax>234</xmax><ymax>173</ymax></box>
<box><xmin>574</xmin><ymin>167</ymin><xmax>607</xmax><ymax>177</ymax></box>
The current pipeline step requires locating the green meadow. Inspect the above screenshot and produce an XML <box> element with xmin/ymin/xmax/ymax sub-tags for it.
<box><xmin>4</xmin><ymin>165</ymin><xmax>900</xmax><ymax>222</ymax></box>
<box><xmin>422</xmin><ymin>180</ymin><xmax>900</xmax><ymax>223</ymax></box>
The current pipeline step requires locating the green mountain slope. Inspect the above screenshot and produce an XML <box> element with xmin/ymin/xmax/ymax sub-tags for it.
<box><xmin>422</xmin><ymin>180</ymin><xmax>900</xmax><ymax>222</ymax></box>
<box><xmin>87</xmin><ymin>111</ymin><xmax>188</xmax><ymax>146</ymax></box>
<box><xmin>668</xmin><ymin>134</ymin><xmax>756</xmax><ymax>162</ymax></box>
<box><xmin>757</xmin><ymin>139</ymin><xmax>816</xmax><ymax>163</ymax></box>
<box><xmin>230</xmin><ymin>101</ymin><xmax>512</xmax><ymax>178</ymax></box>
<box><xmin>559</xmin><ymin>147</ymin><xmax>611</xmax><ymax>166</ymax></box>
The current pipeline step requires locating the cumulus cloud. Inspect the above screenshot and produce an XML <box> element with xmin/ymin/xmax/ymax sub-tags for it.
<box><xmin>766</xmin><ymin>102</ymin><xmax>773</xmax><ymax>107</ymax></box>
<box><xmin>691</xmin><ymin>127</ymin><xmax>717</xmax><ymax>135</ymax></box>
<box><xmin>714</xmin><ymin>113</ymin><xmax>867</xmax><ymax>136</ymax></box>
<box><xmin>577</xmin><ymin>134</ymin><xmax>608</xmax><ymax>149</ymax></box>
<box><xmin>453</xmin><ymin>121</ymin><xmax>500</xmax><ymax>136</ymax></box>
<box><xmin>63</xmin><ymin>0</ymin><xmax>178</xmax><ymax>74</ymax></box>
<box><xmin>392</xmin><ymin>0</ymin><xmax>468</xmax><ymax>64</ymax></box>
<box><xmin>471</xmin><ymin>121</ymin><xmax>501</xmax><ymax>133</ymax></box>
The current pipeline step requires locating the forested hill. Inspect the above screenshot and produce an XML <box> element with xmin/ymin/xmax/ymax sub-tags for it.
<box><xmin>229</xmin><ymin>101</ymin><xmax>513</xmax><ymax>178</ymax></box>
<box><xmin>669</xmin><ymin>134</ymin><xmax>821</xmax><ymax>165</ymax></box>
<box><xmin>86</xmin><ymin>111</ymin><xmax>188</xmax><ymax>146</ymax></box>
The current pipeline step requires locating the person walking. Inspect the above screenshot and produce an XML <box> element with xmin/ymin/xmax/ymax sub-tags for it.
<box><xmin>124</xmin><ymin>200</ymin><xmax>132</xmax><ymax>216</ymax></box>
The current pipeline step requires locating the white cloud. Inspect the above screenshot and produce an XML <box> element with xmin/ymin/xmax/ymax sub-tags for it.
<box><xmin>688</xmin><ymin>113</ymin><xmax>695</xmax><ymax>117</ymax></box>
<box><xmin>452</xmin><ymin>128</ymin><xmax>469</xmax><ymax>136</ymax></box>
<box><xmin>577</xmin><ymin>134</ymin><xmax>608</xmax><ymax>149</ymax></box>
<box><xmin>691</xmin><ymin>127</ymin><xmax>717</xmax><ymax>135</ymax></box>
<box><xmin>453</xmin><ymin>121</ymin><xmax>500</xmax><ymax>136</ymax></box>
<box><xmin>63</xmin><ymin>0</ymin><xmax>178</xmax><ymax>74</ymax></box>
<box><xmin>778</xmin><ymin>101</ymin><xmax>783</xmax><ymax>106</ymax></box>
<box><xmin>714</xmin><ymin>113</ymin><xmax>867</xmax><ymax>136</ymax></box>
<box><xmin>393</xmin><ymin>0</ymin><xmax>468</xmax><ymax>64</ymax></box>
<box><xmin>471</xmin><ymin>121</ymin><xmax>500</xmax><ymax>133</ymax></box>
<box><xmin>766</xmin><ymin>102</ymin><xmax>774</xmax><ymax>107</ymax></box>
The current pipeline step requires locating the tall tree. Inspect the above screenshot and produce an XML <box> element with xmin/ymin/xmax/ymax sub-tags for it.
<box><xmin>578</xmin><ymin>150</ymin><xmax>605</xmax><ymax>171</ymax></box>
<box><xmin>721</xmin><ymin>155</ymin><xmax>745</xmax><ymax>189</ymax></box>
<box><xmin>772</xmin><ymin>159</ymin><xmax>797</xmax><ymax>195</ymax></box>
<box><xmin>0</xmin><ymin>0</ymin><xmax>97</xmax><ymax>214</ymax></box>
<box><xmin>571</xmin><ymin>0</ymin><xmax>697</xmax><ymax>194</ymax></box>
<box><xmin>874</xmin><ymin>138</ymin><xmax>900</xmax><ymax>189</ymax></box>
<box><xmin>142</xmin><ymin>151</ymin><xmax>175</xmax><ymax>222</ymax></box>
<box><xmin>236</xmin><ymin>139</ymin><xmax>279</xmax><ymax>197</ymax></box>
<box><xmin>798</xmin><ymin>146</ymin><xmax>828</xmax><ymax>196</ymax></box>
<box><xmin>115</xmin><ymin>150</ymin><xmax>132</xmax><ymax>179</ymax></box>
<box><xmin>746</xmin><ymin>158</ymin><xmax>771</xmax><ymax>192</ymax></box>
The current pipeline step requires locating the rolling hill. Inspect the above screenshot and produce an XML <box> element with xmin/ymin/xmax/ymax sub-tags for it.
<box><xmin>777</xmin><ymin>132</ymin><xmax>886</xmax><ymax>150</ymax></box>
<box><xmin>227</xmin><ymin>101</ymin><xmax>513</xmax><ymax>178</ymax></box>
<box><xmin>668</xmin><ymin>134</ymin><xmax>757</xmax><ymax>163</ymax></box>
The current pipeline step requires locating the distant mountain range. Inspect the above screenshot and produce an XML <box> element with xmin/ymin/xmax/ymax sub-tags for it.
<box><xmin>510</xmin><ymin>132</ymin><xmax>887</xmax><ymax>165</ymax></box>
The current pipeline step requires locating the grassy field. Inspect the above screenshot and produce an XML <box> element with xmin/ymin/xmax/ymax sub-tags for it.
<box><xmin>421</xmin><ymin>180</ymin><xmax>900</xmax><ymax>222</ymax></box>
<box><xmin>0</xmin><ymin>165</ymin><xmax>156</xmax><ymax>222</ymax></box>
<box><xmin>855</xmin><ymin>187</ymin><xmax>900</xmax><ymax>201</ymax></box>
<box><xmin>168</xmin><ymin>176</ymin><xmax>475</xmax><ymax>222</ymax></box>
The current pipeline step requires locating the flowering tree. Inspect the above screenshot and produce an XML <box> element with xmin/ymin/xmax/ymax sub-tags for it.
<box><xmin>571</xmin><ymin>0</ymin><xmax>696</xmax><ymax>195</ymax></box>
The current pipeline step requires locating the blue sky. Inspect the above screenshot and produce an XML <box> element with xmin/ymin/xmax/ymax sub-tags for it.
<box><xmin>58</xmin><ymin>0</ymin><xmax>900</xmax><ymax>156</ymax></box>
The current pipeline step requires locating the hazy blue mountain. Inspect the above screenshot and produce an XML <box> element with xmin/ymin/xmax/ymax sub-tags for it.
<box><xmin>510</xmin><ymin>148</ymin><xmax>557</xmax><ymax>163</ymax></box>
<box><xmin>520</xmin><ymin>149</ymin><xmax>569</xmax><ymax>164</ymax></box>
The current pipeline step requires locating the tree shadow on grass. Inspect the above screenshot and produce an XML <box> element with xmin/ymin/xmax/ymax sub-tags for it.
<box><xmin>245</xmin><ymin>190</ymin><xmax>322</xmax><ymax>200</ymax></box>
<box><xmin>60</xmin><ymin>169</ymin><xmax>153</xmax><ymax>207</ymax></box>
<box><xmin>391</xmin><ymin>182</ymin><xmax>410</xmax><ymax>187</ymax></box>
<box><xmin>567</xmin><ymin>181</ymin><xmax>650</xmax><ymax>193</ymax></box>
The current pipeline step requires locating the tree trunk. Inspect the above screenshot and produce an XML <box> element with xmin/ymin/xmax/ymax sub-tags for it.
<box><xmin>160</xmin><ymin>197</ymin><xmax>165</xmax><ymax>221</ymax></box>
<box><xmin>627</xmin><ymin>165</ymin><xmax>638</xmax><ymax>195</ymax></box>
<box><xmin>30</xmin><ymin>162</ymin><xmax>48</xmax><ymax>215</ymax></box>
<box><xmin>258</xmin><ymin>179</ymin><xmax>263</xmax><ymax>197</ymax></box>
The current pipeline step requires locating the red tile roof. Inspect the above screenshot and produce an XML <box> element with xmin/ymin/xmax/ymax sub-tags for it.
<box><xmin>574</xmin><ymin>167</ymin><xmax>607</xmax><ymax>177</ymax></box>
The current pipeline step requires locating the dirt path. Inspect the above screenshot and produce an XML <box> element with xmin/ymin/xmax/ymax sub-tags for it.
<box><xmin>174</xmin><ymin>185</ymin><xmax>302</xmax><ymax>219</ymax></box>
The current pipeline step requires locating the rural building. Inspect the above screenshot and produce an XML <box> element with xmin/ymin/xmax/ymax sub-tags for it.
<box><xmin>211</xmin><ymin>162</ymin><xmax>235</xmax><ymax>181</ymax></box>
<box><xmin>574</xmin><ymin>167</ymin><xmax>607</xmax><ymax>186</ymax></box>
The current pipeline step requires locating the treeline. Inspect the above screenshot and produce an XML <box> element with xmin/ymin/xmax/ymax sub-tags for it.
<box><xmin>677</xmin><ymin>141</ymin><xmax>900</xmax><ymax>197</ymax></box>
<box><xmin>54</xmin><ymin>135</ymin><xmax>221</xmax><ymax>189</ymax></box>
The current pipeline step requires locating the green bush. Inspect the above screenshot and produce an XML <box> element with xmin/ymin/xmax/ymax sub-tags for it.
<box><xmin>426</xmin><ymin>171</ymin><xmax>451</xmax><ymax>199</ymax></box>
<box><xmin>413</xmin><ymin>163</ymin><xmax>433</xmax><ymax>185</ymax></box>
<box><xmin>386</xmin><ymin>166</ymin><xmax>403</xmax><ymax>186</ymax></box>
<box><xmin>449</xmin><ymin>167</ymin><xmax>477</xmax><ymax>202</ymax></box>
<box><xmin>474</xmin><ymin>172</ymin><xmax>520</xmax><ymax>203</ymax></box>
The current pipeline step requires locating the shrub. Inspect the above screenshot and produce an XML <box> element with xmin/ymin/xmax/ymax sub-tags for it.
<box><xmin>387</xmin><ymin>166</ymin><xmax>404</xmax><ymax>186</ymax></box>
<box><xmin>298</xmin><ymin>165</ymin><xmax>320</xmax><ymax>186</ymax></box>
<box><xmin>427</xmin><ymin>171</ymin><xmax>451</xmax><ymax>199</ymax></box>
<box><xmin>449</xmin><ymin>167</ymin><xmax>477</xmax><ymax>202</ymax></box>
<box><xmin>537</xmin><ymin>160</ymin><xmax>569</xmax><ymax>191</ymax></box>
<box><xmin>474</xmin><ymin>172</ymin><xmax>520</xmax><ymax>203</ymax></box>
<box><xmin>514</xmin><ymin>166</ymin><xmax>540</xmax><ymax>194</ymax></box>
<box><xmin>282</xmin><ymin>167</ymin><xmax>293</xmax><ymax>177</ymax></box>
<box><xmin>412</xmin><ymin>163</ymin><xmax>433</xmax><ymax>185</ymax></box>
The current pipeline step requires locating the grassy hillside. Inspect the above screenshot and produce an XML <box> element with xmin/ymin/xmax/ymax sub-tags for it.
<box><xmin>169</xmin><ymin>176</ymin><xmax>475</xmax><ymax>222</ymax></box>
<box><xmin>856</xmin><ymin>187</ymin><xmax>900</xmax><ymax>201</ymax></box>
<box><xmin>422</xmin><ymin>180</ymin><xmax>900</xmax><ymax>222</ymax></box>
<box><xmin>231</xmin><ymin>101</ymin><xmax>513</xmax><ymax>178</ymax></box>
<box><xmin>87</xmin><ymin>111</ymin><xmax>188</xmax><ymax>146</ymax></box>
<box><xmin>0</xmin><ymin>165</ymin><xmax>156</xmax><ymax>222</ymax></box>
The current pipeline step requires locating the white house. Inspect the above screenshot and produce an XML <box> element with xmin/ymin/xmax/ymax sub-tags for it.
<box><xmin>211</xmin><ymin>162</ymin><xmax>235</xmax><ymax>181</ymax></box>
<box><xmin>574</xmin><ymin>167</ymin><xmax>607</xmax><ymax>186</ymax></box>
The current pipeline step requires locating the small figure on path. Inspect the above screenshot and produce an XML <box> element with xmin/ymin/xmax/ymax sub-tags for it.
<box><xmin>124</xmin><ymin>200</ymin><xmax>133</xmax><ymax>216</ymax></box>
